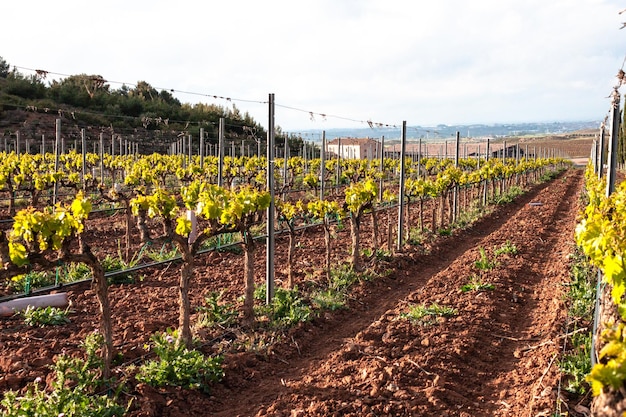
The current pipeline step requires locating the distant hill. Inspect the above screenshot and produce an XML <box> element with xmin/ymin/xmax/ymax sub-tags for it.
<box><xmin>300</xmin><ymin>121</ymin><xmax>601</xmax><ymax>143</ymax></box>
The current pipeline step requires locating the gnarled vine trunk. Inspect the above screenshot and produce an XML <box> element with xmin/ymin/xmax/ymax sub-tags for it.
<box><xmin>349</xmin><ymin>214</ymin><xmax>362</xmax><ymax>272</ymax></box>
<box><xmin>178</xmin><ymin>248</ymin><xmax>194</xmax><ymax>348</ymax></box>
<box><xmin>242</xmin><ymin>230</ymin><xmax>256</xmax><ymax>322</ymax></box>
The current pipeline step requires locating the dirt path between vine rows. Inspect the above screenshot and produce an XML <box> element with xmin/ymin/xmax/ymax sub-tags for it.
<box><xmin>191</xmin><ymin>169</ymin><xmax>583</xmax><ymax>417</ymax></box>
<box><xmin>0</xmin><ymin>168</ymin><xmax>585</xmax><ymax>417</ymax></box>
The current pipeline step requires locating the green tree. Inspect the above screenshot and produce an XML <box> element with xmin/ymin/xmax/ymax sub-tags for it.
<box><xmin>0</xmin><ymin>56</ymin><xmax>10</xmax><ymax>78</ymax></box>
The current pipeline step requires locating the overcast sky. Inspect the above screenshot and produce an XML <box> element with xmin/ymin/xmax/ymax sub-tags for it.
<box><xmin>3</xmin><ymin>0</ymin><xmax>625</xmax><ymax>132</ymax></box>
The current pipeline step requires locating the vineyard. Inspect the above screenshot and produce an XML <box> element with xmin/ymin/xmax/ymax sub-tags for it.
<box><xmin>0</xmin><ymin>127</ymin><xmax>597</xmax><ymax>416</ymax></box>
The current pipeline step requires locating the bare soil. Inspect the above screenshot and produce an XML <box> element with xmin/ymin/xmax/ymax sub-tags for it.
<box><xmin>0</xmin><ymin>168</ymin><xmax>587</xmax><ymax>416</ymax></box>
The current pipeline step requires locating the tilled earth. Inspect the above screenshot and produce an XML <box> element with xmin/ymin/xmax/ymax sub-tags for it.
<box><xmin>0</xmin><ymin>168</ymin><xmax>586</xmax><ymax>416</ymax></box>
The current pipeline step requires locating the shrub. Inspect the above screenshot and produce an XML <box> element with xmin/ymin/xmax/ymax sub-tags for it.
<box><xmin>135</xmin><ymin>329</ymin><xmax>224</xmax><ymax>392</ymax></box>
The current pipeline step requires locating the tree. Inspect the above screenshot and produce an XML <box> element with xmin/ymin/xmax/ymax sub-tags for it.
<box><xmin>0</xmin><ymin>56</ymin><xmax>10</xmax><ymax>78</ymax></box>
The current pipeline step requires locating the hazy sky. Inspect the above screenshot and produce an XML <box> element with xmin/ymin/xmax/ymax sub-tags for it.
<box><xmin>3</xmin><ymin>0</ymin><xmax>625</xmax><ymax>132</ymax></box>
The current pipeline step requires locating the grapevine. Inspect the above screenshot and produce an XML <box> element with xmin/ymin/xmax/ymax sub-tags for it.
<box><xmin>576</xmin><ymin>165</ymin><xmax>626</xmax><ymax>396</ymax></box>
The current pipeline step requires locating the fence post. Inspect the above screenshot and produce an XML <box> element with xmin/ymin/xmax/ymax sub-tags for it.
<box><xmin>199</xmin><ymin>128</ymin><xmax>204</xmax><ymax>170</ymax></box>
<box><xmin>81</xmin><ymin>129</ymin><xmax>87</xmax><ymax>190</ymax></box>
<box><xmin>266</xmin><ymin>93</ymin><xmax>276</xmax><ymax>304</ymax></box>
<box><xmin>53</xmin><ymin>119</ymin><xmax>61</xmax><ymax>206</ymax></box>
<box><xmin>379</xmin><ymin>135</ymin><xmax>385</xmax><ymax>201</ymax></box>
<box><xmin>606</xmin><ymin>90</ymin><xmax>620</xmax><ymax>196</ymax></box>
<box><xmin>218</xmin><ymin>118</ymin><xmax>225</xmax><ymax>187</ymax></box>
<box><xmin>320</xmin><ymin>131</ymin><xmax>326</xmax><ymax>199</ymax></box>
<box><xmin>396</xmin><ymin>121</ymin><xmax>407</xmax><ymax>251</ymax></box>
<box><xmin>453</xmin><ymin>131</ymin><xmax>460</xmax><ymax>222</ymax></box>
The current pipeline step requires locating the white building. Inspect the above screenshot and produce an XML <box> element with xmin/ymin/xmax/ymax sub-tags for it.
<box><xmin>326</xmin><ymin>137</ymin><xmax>382</xmax><ymax>160</ymax></box>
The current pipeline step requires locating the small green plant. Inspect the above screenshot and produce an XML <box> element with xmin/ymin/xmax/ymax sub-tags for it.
<box><xmin>362</xmin><ymin>247</ymin><xmax>393</xmax><ymax>262</ymax></box>
<box><xmin>474</xmin><ymin>247</ymin><xmax>497</xmax><ymax>271</ymax></box>
<box><xmin>102</xmin><ymin>254</ymin><xmax>135</xmax><ymax>284</ymax></box>
<box><xmin>461</xmin><ymin>275</ymin><xmax>495</xmax><ymax>293</ymax></box>
<box><xmin>64</xmin><ymin>262</ymin><xmax>92</xmax><ymax>282</ymax></box>
<box><xmin>400</xmin><ymin>302</ymin><xmax>457</xmax><ymax>325</ymax></box>
<box><xmin>7</xmin><ymin>271</ymin><xmax>54</xmax><ymax>293</ymax></box>
<box><xmin>438</xmin><ymin>228</ymin><xmax>452</xmax><ymax>236</ymax></box>
<box><xmin>329</xmin><ymin>263</ymin><xmax>369</xmax><ymax>291</ymax></box>
<box><xmin>539</xmin><ymin>169</ymin><xmax>563</xmax><ymax>182</ymax></box>
<box><xmin>493</xmin><ymin>240</ymin><xmax>518</xmax><ymax>257</ymax></box>
<box><xmin>146</xmin><ymin>243</ymin><xmax>179</xmax><ymax>262</ymax></box>
<box><xmin>310</xmin><ymin>288</ymin><xmax>347</xmax><ymax>311</ymax></box>
<box><xmin>255</xmin><ymin>286</ymin><xmax>312</xmax><ymax>326</ymax></box>
<box><xmin>559</xmin><ymin>330</ymin><xmax>592</xmax><ymax>394</ymax></box>
<box><xmin>450</xmin><ymin>204</ymin><xmax>492</xmax><ymax>231</ymax></box>
<box><xmin>407</xmin><ymin>227</ymin><xmax>428</xmax><ymax>246</ymax></box>
<box><xmin>203</xmin><ymin>232</ymin><xmax>243</xmax><ymax>254</ymax></box>
<box><xmin>557</xmin><ymin>247</ymin><xmax>595</xmax><ymax>398</ymax></box>
<box><xmin>196</xmin><ymin>292</ymin><xmax>239</xmax><ymax>328</ymax></box>
<box><xmin>21</xmin><ymin>305</ymin><xmax>71</xmax><ymax>327</ymax></box>
<box><xmin>491</xmin><ymin>185</ymin><xmax>524</xmax><ymax>205</ymax></box>
<box><xmin>135</xmin><ymin>328</ymin><xmax>224</xmax><ymax>392</ymax></box>
<box><xmin>566</xmin><ymin>250</ymin><xmax>596</xmax><ymax>319</ymax></box>
<box><xmin>233</xmin><ymin>330</ymin><xmax>283</xmax><ymax>355</ymax></box>
<box><xmin>0</xmin><ymin>332</ymin><xmax>126</xmax><ymax>416</ymax></box>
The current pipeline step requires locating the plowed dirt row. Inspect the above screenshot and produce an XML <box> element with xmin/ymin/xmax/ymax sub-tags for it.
<box><xmin>0</xmin><ymin>168</ymin><xmax>584</xmax><ymax>416</ymax></box>
<box><xmin>210</xmin><ymin>169</ymin><xmax>584</xmax><ymax>417</ymax></box>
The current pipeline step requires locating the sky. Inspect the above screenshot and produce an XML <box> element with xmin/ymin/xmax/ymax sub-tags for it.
<box><xmin>2</xmin><ymin>0</ymin><xmax>625</xmax><ymax>133</ymax></box>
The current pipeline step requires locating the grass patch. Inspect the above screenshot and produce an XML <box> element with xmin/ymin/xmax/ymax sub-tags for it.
<box><xmin>559</xmin><ymin>330</ymin><xmax>592</xmax><ymax>394</ymax></box>
<box><xmin>135</xmin><ymin>328</ymin><xmax>223</xmax><ymax>393</ymax></box>
<box><xmin>491</xmin><ymin>185</ymin><xmax>525</xmax><ymax>205</ymax></box>
<box><xmin>255</xmin><ymin>285</ymin><xmax>313</xmax><ymax>327</ymax></box>
<box><xmin>203</xmin><ymin>232</ymin><xmax>243</xmax><ymax>254</ymax></box>
<box><xmin>0</xmin><ymin>332</ymin><xmax>126</xmax><ymax>416</ymax></box>
<box><xmin>557</xmin><ymin>246</ymin><xmax>596</xmax><ymax>399</ymax></box>
<box><xmin>400</xmin><ymin>303</ymin><xmax>457</xmax><ymax>325</ymax></box>
<box><xmin>310</xmin><ymin>288</ymin><xmax>347</xmax><ymax>311</ymax></box>
<box><xmin>146</xmin><ymin>243</ymin><xmax>180</xmax><ymax>262</ymax></box>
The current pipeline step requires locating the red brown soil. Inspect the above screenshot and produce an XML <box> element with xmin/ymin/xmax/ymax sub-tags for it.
<box><xmin>0</xmin><ymin>168</ymin><xmax>586</xmax><ymax>416</ymax></box>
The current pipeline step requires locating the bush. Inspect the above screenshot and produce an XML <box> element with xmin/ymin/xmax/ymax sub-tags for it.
<box><xmin>135</xmin><ymin>329</ymin><xmax>224</xmax><ymax>392</ymax></box>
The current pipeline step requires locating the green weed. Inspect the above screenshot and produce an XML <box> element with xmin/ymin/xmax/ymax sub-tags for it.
<box><xmin>135</xmin><ymin>328</ymin><xmax>223</xmax><ymax>393</ymax></box>
<box><xmin>21</xmin><ymin>305</ymin><xmax>70</xmax><ymax>327</ymax></box>
<box><xmin>196</xmin><ymin>292</ymin><xmax>238</xmax><ymax>328</ymax></box>
<box><xmin>493</xmin><ymin>240</ymin><xmax>518</xmax><ymax>257</ymax></box>
<box><xmin>461</xmin><ymin>275</ymin><xmax>495</xmax><ymax>293</ymax></box>
<box><xmin>400</xmin><ymin>303</ymin><xmax>457</xmax><ymax>325</ymax></box>
<box><xmin>474</xmin><ymin>247</ymin><xmax>497</xmax><ymax>271</ymax></box>
<box><xmin>0</xmin><ymin>332</ymin><xmax>126</xmax><ymax>416</ymax></box>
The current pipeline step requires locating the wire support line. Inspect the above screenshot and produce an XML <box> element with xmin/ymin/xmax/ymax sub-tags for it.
<box><xmin>0</xmin><ymin>100</ymin><xmax>264</xmax><ymax>135</ymax></box>
<box><xmin>13</xmin><ymin>65</ymin><xmax>267</xmax><ymax>106</ymax></box>
<box><xmin>12</xmin><ymin>63</ymin><xmax>400</xmax><ymax>134</ymax></box>
<box><xmin>275</xmin><ymin>102</ymin><xmax>399</xmax><ymax>129</ymax></box>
